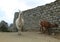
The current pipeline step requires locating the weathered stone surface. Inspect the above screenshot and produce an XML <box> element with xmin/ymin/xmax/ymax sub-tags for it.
<box><xmin>56</xmin><ymin>0</ymin><xmax>60</xmax><ymax>1</ymax></box>
<box><xmin>13</xmin><ymin>12</ymin><xmax>19</xmax><ymax>32</ymax></box>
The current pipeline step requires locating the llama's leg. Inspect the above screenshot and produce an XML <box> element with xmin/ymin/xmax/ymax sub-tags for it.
<box><xmin>17</xmin><ymin>26</ymin><xmax>22</xmax><ymax>35</ymax></box>
<box><xmin>18</xmin><ymin>26</ymin><xmax>24</xmax><ymax>35</ymax></box>
<box><xmin>40</xmin><ymin>26</ymin><xmax>43</xmax><ymax>32</ymax></box>
<box><xmin>40</xmin><ymin>27</ymin><xmax>45</xmax><ymax>33</ymax></box>
<box><xmin>39</xmin><ymin>27</ymin><xmax>42</xmax><ymax>34</ymax></box>
<box><xmin>42</xmin><ymin>27</ymin><xmax>46</xmax><ymax>33</ymax></box>
<box><xmin>21</xmin><ymin>26</ymin><xmax>24</xmax><ymax>32</ymax></box>
<box><xmin>47</xmin><ymin>28</ymin><xmax>51</xmax><ymax>35</ymax></box>
<box><xmin>18</xmin><ymin>29</ymin><xmax>21</xmax><ymax>35</ymax></box>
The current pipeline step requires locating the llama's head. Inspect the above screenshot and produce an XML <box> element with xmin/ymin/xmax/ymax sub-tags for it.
<box><xmin>18</xmin><ymin>10</ymin><xmax>22</xmax><ymax>17</ymax></box>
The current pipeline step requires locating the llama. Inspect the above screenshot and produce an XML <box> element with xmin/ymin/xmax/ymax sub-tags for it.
<box><xmin>39</xmin><ymin>20</ymin><xmax>58</xmax><ymax>35</ymax></box>
<box><xmin>15</xmin><ymin>10</ymin><xmax>24</xmax><ymax>35</ymax></box>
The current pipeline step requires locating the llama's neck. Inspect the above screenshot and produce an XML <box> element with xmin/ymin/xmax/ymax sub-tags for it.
<box><xmin>18</xmin><ymin>10</ymin><xmax>23</xmax><ymax>22</ymax></box>
<box><xmin>18</xmin><ymin>14</ymin><xmax>22</xmax><ymax>21</ymax></box>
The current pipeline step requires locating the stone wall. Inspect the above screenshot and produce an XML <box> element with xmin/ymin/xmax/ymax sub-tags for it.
<box><xmin>13</xmin><ymin>12</ymin><xmax>19</xmax><ymax>32</ymax></box>
<box><xmin>13</xmin><ymin>0</ymin><xmax>60</xmax><ymax>31</ymax></box>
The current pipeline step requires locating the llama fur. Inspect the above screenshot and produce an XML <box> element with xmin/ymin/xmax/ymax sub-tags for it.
<box><xmin>15</xmin><ymin>11</ymin><xmax>24</xmax><ymax>35</ymax></box>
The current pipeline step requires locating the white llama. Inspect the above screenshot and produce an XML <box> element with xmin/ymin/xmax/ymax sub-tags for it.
<box><xmin>15</xmin><ymin>10</ymin><xmax>24</xmax><ymax>35</ymax></box>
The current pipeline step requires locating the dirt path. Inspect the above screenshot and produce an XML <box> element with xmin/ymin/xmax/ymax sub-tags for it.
<box><xmin>0</xmin><ymin>32</ymin><xmax>60</xmax><ymax>42</ymax></box>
